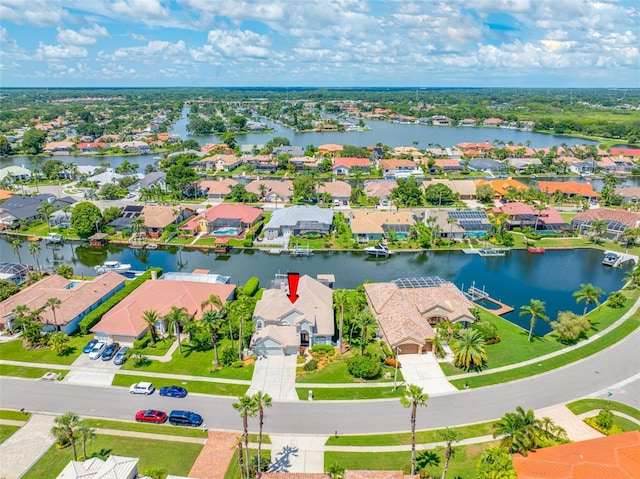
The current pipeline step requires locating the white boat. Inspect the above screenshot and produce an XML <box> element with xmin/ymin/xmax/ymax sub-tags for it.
<box><xmin>602</xmin><ymin>252</ymin><xmax>618</xmax><ymax>266</ymax></box>
<box><xmin>364</xmin><ymin>243</ymin><xmax>393</xmax><ymax>257</ymax></box>
<box><xmin>44</xmin><ymin>233</ymin><xmax>63</xmax><ymax>244</ymax></box>
<box><xmin>95</xmin><ymin>261</ymin><xmax>132</xmax><ymax>274</ymax></box>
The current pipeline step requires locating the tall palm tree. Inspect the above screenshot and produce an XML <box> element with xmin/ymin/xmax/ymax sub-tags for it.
<box><xmin>334</xmin><ymin>289</ymin><xmax>349</xmax><ymax>353</ymax></box>
<box><xmin>51</xmin><ymin>412</ymin><xmax>80</xmax><ymax>461</ymax></box>
<box><xmin>11</xmin><ymin>238</ymin><xmax>23</xmax><ymax>264</ymax></box>
<box><xmin>233</xmin><ymin>394</ymin><xmax>257</xmax><ymax>479</ymax></box>
<box><xmin>29</xmin><ymin>240</ymin><xmax>41</xmax><ymax>271</ymax></box>
<box><xmin>75</xmin><ymin>422</ymin><xmax>96</xmax><ymax>460</ymax></box>
<box><xmin>165</xmin><ymin>306</ymin><xmax>188</xmax><ymax>353</ymax></box>
<box><xmin>11</xmin><ymin>304</ymin><xmax>31</xmax><ymax>332</ymax></box>
<box><xmin>573</xmin><ymin>283</ymin><xmax>604</xmax><ymax>316</ymax></box>
<box><xmin>624</xmin><ymin>262</ymin><xmax>640</xmax><ymax>288</ymax></box>
<box><xmin>201</xmin><ymin>293</ymin><xmax>222</xmax><ymax>313</ymax></box>
<box><xmin>588</xmin><ymin>220</ymin><xmax>608</xmax><ymax>243</ymax></box>
<box><xmin>44</xmin><ymin>297</ymin><xmax>63</xmax><ymax>331</ymax></box>
<box><xmin>37</xmin><ymin>201</ymin><xmax>55</xmax><ymax>232</ymax></box>
<box><xmin>141</xmin><ymin>310</ymin><xmax>159</xmax><ymax>345</ymax></box>
<box><xmin>493</xmin><ymin>406</ymin><xmax>542</xmax><ymax>456</ymax></box>
<box><xmin>440</xmin><ymin>427</ymin><xmax>462</xmax><ymax>479</ymax></box>
<box><xmin>200</xmin><ymin>309</ymin><xmax>224</xmax><ymax>366</ymax></box>
<box><xmin>400</xmin><ymin>384</ymin><xmax>428</xmax><ymax>475</ymax></box>
<box><xmin>451</xmin><ymin>329</ymin><xmax>487</xmax><ymax>370</ymax></box>
<box><xmin>253</xmin><ymin>391</ymin><xmax>272</xmax><ymax>477</ymax></box>
<box><xmin>355</xmin><ymin>311</ymin><xmax>377</xmax><ymax>354</ymax></box>
<box><xmin>519</xmin><ymin>299</ymin><xmax>549</xmax><ymax>342</ymax></box>
<box><xmin>131</xmin><ymin>215</ymin><xmax>146</xmax><ymax>237</ymax></box>
<box><xmin>532</xmin><ymin>203</ymin><xmax>546</xmax><ymax>231</ymax></box>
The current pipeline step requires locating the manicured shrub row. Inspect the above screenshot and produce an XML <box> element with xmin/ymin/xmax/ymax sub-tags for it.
<box><xmin>242</xmin><ymin>276</ymin><xmax>260</xmax><ymax>297</ymax></box>
<box><xmin>79</xmin><ymin>268</ymin><xmax>163</xmax><ymax>334</ymax></box>
<box><xmin>311</xmin><ymin>344</ymin><xmax>335</xmax><ymax>356</ymax></box>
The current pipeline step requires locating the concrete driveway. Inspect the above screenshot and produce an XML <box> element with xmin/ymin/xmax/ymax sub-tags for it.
<box><xmin>63</xmin><ymin>351</ymin><xmax>122</xmax><ymax>387</ymax></box>
<box><xmin>248</xmin><ymin>356</ymin><xmax>298</xmax><ymax>400</ymax></box>
<box><xmin>399</xmin><ymin>353</ymin><xmax>457</xmax><ymax>394</ymax></box>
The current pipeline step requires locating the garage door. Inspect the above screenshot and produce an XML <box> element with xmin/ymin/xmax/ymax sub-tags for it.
<box><xmin>399</xmin><ymin>344</ymin><xmax>419</xmax><ymax>354</ymax></box>
<box><xmin>263</xmin><ymin>346</ymin><xmax>284</xmax><ymax>356</ymax></box>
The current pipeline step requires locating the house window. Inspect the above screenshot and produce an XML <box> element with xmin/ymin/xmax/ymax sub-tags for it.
<box><xmin>426</xmin><ymin>316</ymin><xmax>446</xmax><ymax>326</ymax></box>
<box><xmin>280</xmin><ymin>319</ymin><xmax>289</xmax><ymax>325</ymax></box>
<box><xmin>256</xmin><ymin>319</ymin><xmax>264</xmax><ymax>330</ymax></box>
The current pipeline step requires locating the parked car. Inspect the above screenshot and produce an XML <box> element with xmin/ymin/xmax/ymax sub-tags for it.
<box><xmin>135</xmin><ymin>409</ymin><xmax>167</xmax><ymax>424</ymax></box>
<box><xmin>88</xmin><ymin>341</ymin><xmax>106</xmax><ymax>360</ymax></box>
<box><xmin>101</xmin><ymin>342</ymin><xmax>120</xmax><ymax>361</ymax></box>
<box><xmin>168</xmin><ymin>410</ymin><xmax>203</xmax><ymax>427</ymax></box>
<box><xmin>113</xmin><ymin>346</ymin><xmax>129</xmax><ymax>365</ymax></box>
<box><xmin>82</xmin><ymin>339</ymin><xmax>98</xmax><ymax>354</ymax></box>
<box><xmin>159</xmin><ymin>386</ymin><xmax>188</xmax><ymax>398</ymax></box>
<box><xmin>129</xmin><ymin>382</ymin><xmax>155</xmax><ymax>395</ymax></box>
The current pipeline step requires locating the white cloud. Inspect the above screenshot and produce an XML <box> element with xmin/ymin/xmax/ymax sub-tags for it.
<box><xmin>0</xmin><ymin>0</ymin><xmax>67</xmax><ymax>26</ymax></box>
<box><xmin>108</xmin><ymin>0</ymin><xmax>168</xmax><ymax>18</ymax></box>
<box><xmin>110</xmin><ymin>40</ymin><xmax>187</xmax><ymax>62</ymax></box>
<box><xmin>35</xmin><ymin>43</ymin><xmax>88</xmax><ymax>59</ymax></box>
<box><xmin>57</xmin><ymin>24</ymin><xmax>109</xmax><ymax>46</ymax></box>
<box><xmin>207</xmin><ymin>29</ymin><xmax>271</xmax><ymax>59</ymax></box>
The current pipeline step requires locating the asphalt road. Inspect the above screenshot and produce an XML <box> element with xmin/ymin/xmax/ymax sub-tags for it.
<box><xmin>2</xmin><ymin>327</ymin><xmax>639</xmax><ymax>434</ymax></box>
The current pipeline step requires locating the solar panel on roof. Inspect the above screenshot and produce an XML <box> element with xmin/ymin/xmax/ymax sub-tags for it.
<box><xmin>392</xmin><ymin>276</ymin><xmax>449</xmax><ymax>289</ymax></box>
<box><xmin>449</xmin><ymin>210</ymin><xmax>488</xmax><ymax>220</ymax></box>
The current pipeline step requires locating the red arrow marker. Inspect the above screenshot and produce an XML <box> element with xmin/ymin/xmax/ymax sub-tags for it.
<box><xmin>287</xmin><ymin>272</ymin><xmax>300</xmax><ymax>304</ymax></box>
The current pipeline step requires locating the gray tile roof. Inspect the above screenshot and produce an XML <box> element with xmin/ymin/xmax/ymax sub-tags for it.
<box><xmin>265</xmin><ymin>206</ymin><xmax>333</xmax><ymax>230</ymax></box>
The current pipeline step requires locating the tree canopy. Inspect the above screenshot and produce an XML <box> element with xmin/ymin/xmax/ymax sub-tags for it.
<box><xmin>70</xmin><ymin>202</ymin><xmax>103</xmax><ymax>238</ymax></box>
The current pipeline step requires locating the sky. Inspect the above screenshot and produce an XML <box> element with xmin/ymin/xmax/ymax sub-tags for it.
<box><xmin>1</xmin><ymin>0</ymin><xmax>638</xmax><ymax>88</ymax></box>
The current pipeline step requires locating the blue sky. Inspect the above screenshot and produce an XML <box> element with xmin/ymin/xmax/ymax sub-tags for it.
<box><xmin>1</xmin><ymin>0</ymin><xmax>638</xmax><ymax>88</ymax></box>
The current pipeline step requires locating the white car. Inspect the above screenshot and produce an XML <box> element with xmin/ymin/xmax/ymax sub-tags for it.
<box><xmin>88</xmin><ymin>341</ymin><xmax>106</xmax><ymax>360</ymax></box>
<box><xmin>129</xmin><ymin>382</ymin><xmax>155</xmax><ymax>395</ymax></box>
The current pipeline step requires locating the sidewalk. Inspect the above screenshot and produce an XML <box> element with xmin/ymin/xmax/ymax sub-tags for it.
<box><xmin>0</xmin><ymin>413</ymin><xmax>56</xmax><ymax>479</ymax></box>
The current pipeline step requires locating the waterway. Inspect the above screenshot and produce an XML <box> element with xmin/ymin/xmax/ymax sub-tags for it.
<box><xmin>1</xmin><ymin>237</ymin><xmax>629</xmax><ymax>336</ymax></box>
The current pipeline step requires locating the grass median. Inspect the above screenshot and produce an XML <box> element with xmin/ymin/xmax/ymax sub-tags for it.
<box><xmin>0</xmin><ymin>425</ymin><xmax>20</xmax><ymax>445</ymax></box>
<box><xmin>0</xmin><ymin>409</ymin><xmax>32</xmax><ymax>421</ymax></box>
<box><xmin>82</xmin><ymin>417</ymin><xmax>208</xmax><ymax>438</ymax></box>
<box><xmin>0</xmin><ymin>335</ymin><xmax>89</xmax><ymax>365</ymax></box>
<box><xmin>0</xmin><ymin>364</ymin><xmax>67</xmax><ymax>379</ymax></box>
<box><xmin>112</xmin><ymin>373</ymin><xmax>249</xmax><ymax>396</ymax></box>
<box><xmin>567</xmin><ymin>399</ymin><xmax>640</xmax><ymax>421</ymax></box>
<box><xmin>296</xmin><ymin>386</ymin><xmax>405</xmax><ymax>401</ymax></box>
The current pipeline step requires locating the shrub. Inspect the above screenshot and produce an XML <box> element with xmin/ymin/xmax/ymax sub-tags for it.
<box><xmin>220</xmin><ymin>347</ymin><xmax>236</xmax><ymax>366</ymax></box>
<box><xmin>231</xmin><ymin>361</ymin><xmax>244</xmax><ymax>368</ymax></box>
<box><xmin>303</xmin><ymin>359</ymin><xmax>318</xmax><ymax>371</ymax></box>
<box><xmin>595</xmin><ymin>407</ymin><xmax>614</xmax><ymax>430</ymax></box>
<box><xmin>311</xmin><ymin>344</ymin><xmax>335</xmax><ymax>356</ymax></box>
<box><xmin>472</xmin><ymin>320</ymin><xmax>499</xmax><ymax>341</ymax></box>
<box><xmin>584</xmin><ymin>416</ymin><xmax>624</xmax><ymax>435</ymax></box>
<box><xmin>79</xmin><ymin>268</ymin><xmax>163</xmax><ymax>333</ymax></box>
<box><xmin>242</xmin><ymin>276</ymin><xmax>260</xmax><ymax>297</ymax></box>
<box><xmin>485</xmin><ymin>335</ymin><xmax>501</xmax><ymax>345</ymax></box>
<box><xmin>347</xmin><ymin>353</ymin><xmax>381</xmax><ymax>379</ymax></box>
<box><xmin>55</xmin><ymin>264</ymin><xmax>73</xmax><ymax>279</ymax></box>
<box><xmin>384</xmin><ymin>358</ymin><xmax>401</xmax><ymax>368</ymax></box>
<box><xmin>606</xmin><ymin>291</ymin><xmax>627</xmax><ymax>308</ymax></box>
<box><xmin>134</xmin><ymin>335</ymin><xmax>151</xmax><ymax>349</ymax></box>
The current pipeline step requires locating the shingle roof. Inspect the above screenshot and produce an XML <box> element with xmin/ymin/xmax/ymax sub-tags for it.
<box><xmin>363</xmin><ymin>180</ymin><xmax>397</xmax><ymax>198</ymax></box>
<box><xmin>142</xmin><ymin>204</ymin><xmax>180</xmax><ymax>228</ymax></box>
<box><xmin>347</xmin><ymin>210</ymin><xmax>415</xmax><ymax>235</ymax></box>
<box><xmin>317</xmin><ymin>180</ymin><xmax>351</xmax><ymax>198</ymax></box>
<box><xmin>573</xmin><ymin>208</ymin><xmax>640</xmax><ymax>228</ymax></box>
<box><xmin>265</xmin><ymin>206</ymin><xmax>333</xmax><ymax>230</ymax></box>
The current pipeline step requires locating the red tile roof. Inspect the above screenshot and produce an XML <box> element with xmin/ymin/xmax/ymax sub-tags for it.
<box><xmin>573</xmin><ymin>208</ymin><xmax>640</xmax><ymax>228</ymax></box>
<box><xmin>182</xmin><ymin>203</ymin><xmax>262</xmax><ymax>231</ymax></box>
<box><xmin>538</xmin><ymin>181</ymin><xmax>599</xmax><ymax>197</ymax></box>
<box><xmin>611</xmin><ymin>148</ymin><xmax>640</xmax><ymax>157</ymax></box>
<box><xmin>513</xmin><ymin>431</ymin><xmax>640</xmax><ymax>479</ymax></box>
<box><xmin>332</xmin><ymin>157</ymin><xmax>371</xmax><ymax>169</ymax></box>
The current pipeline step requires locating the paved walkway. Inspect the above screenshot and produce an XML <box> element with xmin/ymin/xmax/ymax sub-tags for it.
<box><xmin>248</xmin><ymin>356</ymin><xmax>298</xmax><ymax>400</ymax></box>
<box><xmin>536</xmin><ymin>405</ymin><xmax>604</xmax><ymax>441</ymax></box>
<box><xmin>189</xmin><ymin>430</ymin><xmax>237</xmax><ymax>479</ymax></box>
<box><xmin>0</xmin><ymin>413</ymin><xmax>56</xmax><ymax>479</ymax></box>
<box><xmin>268</xmin><ymin>434</ymin><xmax>327</xmax><ymax>473</ymax></box>
<box><xmin>398</xmin><ymin>353</ymin><xmax>458</xmax><ymax>394</ymax></box>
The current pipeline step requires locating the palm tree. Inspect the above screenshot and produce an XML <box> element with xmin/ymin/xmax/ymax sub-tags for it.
<box><xmin>131</xmin><ymin>215</ymin><xmax>146</xmax><ymax>238</ymax></box>
<box><xmin>624</xmin><ymin>263</ymin><xmax>640</xmax><ymax>288</ymax></box>
<box><xmin>519</xmin><ymin>299</ymin><xmax>549</xmax><ymax>342</ymax></box>
<box><xmin>29</xmin><ymin>240</ymin><xmax>41</xmax><ymax>271</ymax></box>
<box><xmin>11</xmin><ymin>304</ymin><xmax>31</xmax><ymax>332</ymax></box>
<box><xmin>48</xmin><ymin>331</ymin><xmax>69</xmax><ymax>354</ymax></box>
<box><xmin>141</xmin><ymin>310</ymin><xmax>159</xmax><ymax>345</ymax></box>
<box><xmin>258</xmin><ymin>183</ymin><xmax>267</xmax><ymax>200</ymax></box>
<box><xmin>493</xmin><ymin>406</ymin><xmax>542</xmax><ymax>456</ymax></box>
<box><xmin>165</xmin><ymin>306</ymin><xmax>188</xmax><ymax>353</ymax></box>
<box><xmin>400</xmin><ymin>384</ymin><xmax>428</xmax><ymax>475</ymax></box>
<box><xmin>334</xmin><ymin>289</ymin><xmax>349</xmax><ymax>353</ymax></box>
<box><xmin>11</xmin><ymin>238</ymin><xmax>23</xmax><ymax>264</ymax></box>
<box><xmin>621</xmin><ymin>227</ymin><xmax>640</xmax><ymax>248</ymax></box>
<box><xmin>200</xmin><ymin>309</ymin><xmax>224</xmax><ymax>366</ymax></box>
<box><xmin>440</xmin><ymin>427</ymin><xmax>462</xmax><ymax>479</ymax></box>
<box><xmin>532</xmin><ymin>203</ymin><xmax>546</xmax><ymax>231</ymax></box>
<box><xmin>37</xmin><ymin>200</ymin><xmax>55</xmax><ymax>232</ymax></box>
<box><xmin>201</xmin><ymin>293</ymin><xmax>222</xmax><ymax>313</ymax></box>
<box><xmin>573</xmin><ymin>283</ymin><xmax>604</xmax><ymax>315</ymax></box>
<box><xmin>588</xmin><ymin>220</ymin><xmax>608</xmax><ymax>243</ymax></box>
<box><xmin>44</xmin><ymin>297</ymin><xmax>62</xmax><ymax>331</ymax></box>
<box><xmin>355</xmin><ymin>311</ymin><xmax>377</xmax><ymax>354</ymax></box>
<box><xmin>326</xmin><ymin>462</ymin><xmax>345</xmax><ymax>479</ymax></box>
<box><xmin>51</xmin><ymin>412</ymin><xmax>80</xmax><ymax>461</ymax></box>
<box><xmin>253</xmin><ymin>391</ymin><xmax>272</xmax><ymax>477</ymax></box>
<box><xmin>233</xmin><ymin>394</ymin><xmax>257</xmax><ymax>479</ymax></box>
<box><xmin>75</xmin><ymin>421</ymin><xmax>96</xmax><ymax>460</ymax></box>
<box><xmin>451</xmin><ymin>329</ymin><xmax>487</xmax><ymax>370</ymax></box>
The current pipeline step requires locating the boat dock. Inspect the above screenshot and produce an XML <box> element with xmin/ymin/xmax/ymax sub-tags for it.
<box><xmin>462</xmin><ymin>247</ymin><xmax>510</xmax><ymax>256</ymax></box>
<box><xmin>464</xmin><ymin>285</ymin><xmax>514</xmax><ymax>316</ymax></box>
<box><xmin>603</xmin><ymin>250</ymin><xmax>638</xmax><ymax>268</ymax></box>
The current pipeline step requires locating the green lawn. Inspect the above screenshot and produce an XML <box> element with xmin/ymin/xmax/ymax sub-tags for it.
<box><xmin>121</xmin><ymin>343</ymin><xmax>254</xmax><ymax>380</ymax></box>
<box><xmin>112</xmin><ymin>374</ymin><xmax>249</xmax><ymax>396</ymax></box>
<box><xmin>22</xmin><ymin>435</ymin><xmax>203</xmax><ymax>479</ymax></box>
<box><xmin>0</xmin><ymin>409</ymin><xmax>32</xmax><ymax>421</ymax></box>
<box><xmin>325</xmin><ymin>442</ymin><xmax>493</xmax><ymax>479</ymax></box>
<box><xmin>451</xmin><ymin>308</ymin><xmax>640</xmax><ymax>389</ymax></box>
<box><xmin>82</xmin><ymin>418</ymin><xmax>208</xmax><ymax>438</ymax></box>
<box><xmin>566</xmin><ymin>399</ymin><xmax>640</xmax><ymax>421</ymax></box>
<box><xmin>137</xmin><ymin>338</ymin><xmax>174</xmax><ymax>356</ymax></box>
<box><xmin>296</xmin><ymin>386</ymin><xmax>406</xmax><ymax>401</ymax></box>
<box><xmin>326</xmin><ymin>422</ymin><xmax>494</xmax><ymax>446</ymax></box>
<box><xmin>296</xmin><ymin>358</ymin><xmax>401</xmax><ymax>384</ymax></box>
<box><xmin>0</xmin><ymin>425</ymin><xmax>20</xmax><ymax>444</ymax></box>
<box><xmin>0</xmin><ymin>335</ymin><xmax>90</xmax><ymax>365</ymax></box>
<box><xmin>0</xmin><ymin>364</ymin><xmax>67</xmax><ymax>379</ymax></box>
<box><xmin>612</xmin><ymin>416</ymin><xmax>640</xmax><ymax>432</ymax></box>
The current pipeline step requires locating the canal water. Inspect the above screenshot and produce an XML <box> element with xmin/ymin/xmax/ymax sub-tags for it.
<box><xmin>1</xmin><ymin>237</ymin><xmax>629</xmax><ymax>336</ymax></box>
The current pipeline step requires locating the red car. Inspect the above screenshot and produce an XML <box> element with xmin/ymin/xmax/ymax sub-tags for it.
<box><xmin>135</xmin><ymin>409</ymin><xmax>167</xmax><ymax>424</ymax></box>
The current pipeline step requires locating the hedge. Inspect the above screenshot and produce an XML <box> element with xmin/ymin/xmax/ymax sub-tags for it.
<box><xmin>78</xmin><ymin>268</ymin><xmax>163</xmax><ymax>334</ymax></box>
<box><xmin>242</xmin><ymin>276</ymin><xmax>260</xmax><ymax>297</ymax></box>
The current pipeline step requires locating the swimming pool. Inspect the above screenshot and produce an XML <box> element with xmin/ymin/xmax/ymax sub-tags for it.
<box><xmin>213</xmin><ymin>227</ymin><xmax>241</xmax><ymax>235</ymax></box>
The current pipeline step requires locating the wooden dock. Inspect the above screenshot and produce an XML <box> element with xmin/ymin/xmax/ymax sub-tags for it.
<box><xmin>466</xmin><ymin>286</ymin><xmax>514</xmax><ymax>316</ymax></box>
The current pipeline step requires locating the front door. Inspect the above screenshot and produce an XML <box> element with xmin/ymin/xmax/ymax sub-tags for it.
<box><xmin>300</xmin><ymin>331</ymin><xmax>309</xmax><ymax>346</ymax></box>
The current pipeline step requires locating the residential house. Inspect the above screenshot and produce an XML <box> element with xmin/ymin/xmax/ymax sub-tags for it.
<box><xmin>107</xmin><ymin>205</ymin><xmax>144</xmax><ymax>231</ymax></box>
<box><xmin>289</xmin><ymin>156</ymin><xmax>320</xmax><ymax>171</ymax></box>
<box><xmin>537</xmin><ymin>181</ymin><xmax>599</xmax><ymax>201</ymax></box>
<box><xmin>423</xmin><ymin>179</ymin><xmax>477</xmax><ymax>201</ymax></box>
<box><xmin>422</xmin><ymin>209</ymin><xmax>490</xmax><ymax>239</ymax></box>
<box><xmin>263</xmin><ymin>206</ymin><xmax>333</xmax><ymax>240</ymax></box>
<box><xmin>273</xmin><ymin>145</ymin><xmax>304</xmax><ymax>157</ymax></box>
<box><xmin>610</xmin><ymin>147</ymin><xmax>640</xmax><ymax>157</ymax></box>
<box><xmin>0</xmin><ymin>262</ymin><xmax>29</xmax><ymax>286</ymax></box>
<box><xmin>0</xmin><ymin>194</ymin><xmax>75</xmax><ymax>227</ymax></box>
<box><xmin>317</xmin><ymin>144</ymin><xmax>344</xmax><ymax>156</ymax></box>
<box><xmin>378</xmin><ymin>159</ymin><xmax>422</xmax><ymax>179</ymax></box>
<box><xmin>91</xmin><ymin>272</ymin><xmax>235</xmax><ymax>343</ymax></box>
<box><xmin>431</xmin><ymin>115</ymin><xmax>454</xmax><ymax>126</ymax></box>
<box><xmin>508</xmin><ymin>157</ymin><xmax>542</xmax><ymax>173</ymax></box>
<box><xmin>131</xmin><ymin>171</ymin><xmax>167</xmax><ymax>194</ymax></box>
<box><xmin>456</xmin><ymin>141</ymin><xmax>495</xmax><ymax>157</ymax></box>
<box><xmin>609</xmin><ymin>155</ymin><xmax>635</xmax><ymax>171</ymax></box>
<box><xmin>57</xmin><ymin>454</ymin><xmax>140</xmax><ymax>479</ymax></box>
<box><xmin>199</xmin><ymin>178</ymin><xmax>238</xmax><ymax>200</ymax></box>
<box><xmin>571</xmin><ymin>208</ymin><xmax>640</xmax><ymax>239</ymax></box>
<box><xmin>467</xmin><ymin>158</ymin><xmax>508</xmax><ymax>174</ymax></box>
<box><xmin>251</xmin><ymin>274</ymin><xmax>334</xmax><ymax>356</ymax></box>
<box><xmin>0</xmin><ymin>189</ymin><xmax>14</xmax><ymax>201</ymax></box>
<box><xmin>246</xmin><ymin>154</ymin><xmax>277</xmax><ymax>172</ymax></box>
<box><xmin>458</xmin><ymin>118</ymin><xmax>477</xmax><ymax>127</ymax></box>
<box><xmin>615</xmin><ymin>186</ymin><xmax>640</xmax><ymax>206</ymax></box>
<box><xmin>493</xmin><ymin>202</ymin><xmax>568</xmax><ymax>232</ymax></box>
<box><xmin>363</xmin><ymin>180</ymin><xmax>397</xmax><ymax>205</ymax></box>
<box><xmin>483</xmin><ymin>118</ymin><xmax>503</xmax><ymax>127</ymax></box>
<box><xmin>364</xmin><ymin>278</ymin><xmax>475</xmax><ymax>354</ymax></box>
<box><xmin>200</xmin><ymin>143</ymin><xmax>230</xmax><ymax>155</ymax></box>
<box><xmin>0</xmin><ymin>165</ymin><xmax>31</xmax><ymax>183</ymax></box>
<box><xmin>331</xmin><ymin>157</ymin><xmax>371</xmax><ymax>176</ymax></box>
<box><xmin>181</xmin><ymin>204</ymin><xmax>262</xmax><ymax>236</ymax></box>
<box><xmin>346</xmin><ymin>210</ymin><xmax>415</xmax><ymax>243</ymax></box>
<box><xmin>195</xmin><ymin>154</ymin><xmax>243</xmax><ymax>172</ymax></box>
<box><xmin>391</xmin><ymin>146</ymin><xmax>424</xmax><ymax>160</ymax></box>
<box><xmin>141</xmin><ymin>204</ymin><xmax>184</xmax><ymax>238</ymax></box>
<box><xmin>113</xmin><ymin>140</ymin><xmax>151</xmax><ymax>154</ymax></box>
<box><xmin>87</xmin><ymin>170</ymin><xmax>125</xmax><ymax>187</ymax></box>
<box><xmin>44</xmin><ymin>140</ymin><xmax>74</xmax><ymax>155</ymax></box>
<box><xmin>428</xmin><ymin>158</ymin><xmax>462</xmax><ymax>174</ymax></box>
<box><xmin>475</xmin><ymin>178</ymin><xmax>529</xmax><ymax>200</ymax></box>
<box><xmin>0</xmin><ymin>273</ymin><xmax>125</xmax><ymax>334</ymax></box>
<box><xmin>504</xmin><ymin>145</ymin><xmax>535</xmax><ymax>157</ymax></box>
<box><xmin>512</xmin><ymin>431</ymin><xmax>640</xmax><ymax>479</ymax></box>
<box><xmin>76</xmin><ymin>142</ymin><xmax>109</xmax><ymax>153</ymax></box>
<box><xmin>317</xmin><ymin>180</ymin><xmax>351</xmax><ymax>205</ymax></box>
<box><xmin>246</xmin><ymin>179</ymin><xmax>294</xmax><ymax>203</ymax></box>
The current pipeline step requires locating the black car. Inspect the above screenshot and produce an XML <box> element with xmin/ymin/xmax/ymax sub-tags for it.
<box><xmin>168</xmin><ymin>410</ymin><xmax>203</xmax><ymax>427</ymax></box>
<box><xmin>101</xmin><ymin>342</ymin><xmax>120</xmax><ymax>361</ymax></box>
<box><xmin>113</xmin><ymin>346</ymin><xmax>129</xmax><ymax>365</ymax></box>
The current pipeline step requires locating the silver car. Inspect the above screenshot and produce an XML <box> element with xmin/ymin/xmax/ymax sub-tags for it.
<box><xmin>88</xmin><ymin>341</ymin><xmax>106</xmax><ymax>360</ymax></box>
<box><xmin>113</xmin><ymin>346</ymin><xmax>129</xmax><ymax>365</ymax></box>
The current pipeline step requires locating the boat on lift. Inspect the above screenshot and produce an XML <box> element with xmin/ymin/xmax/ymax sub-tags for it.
<box><xmin>364</xmin><ymin>243</ymin><xmax>394</xmax><ymax>257</ymax></box>
<box><xmin>94</xmin><ymin>261</ymin><xmax>132</xmax><ymax>274</ymax></box>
